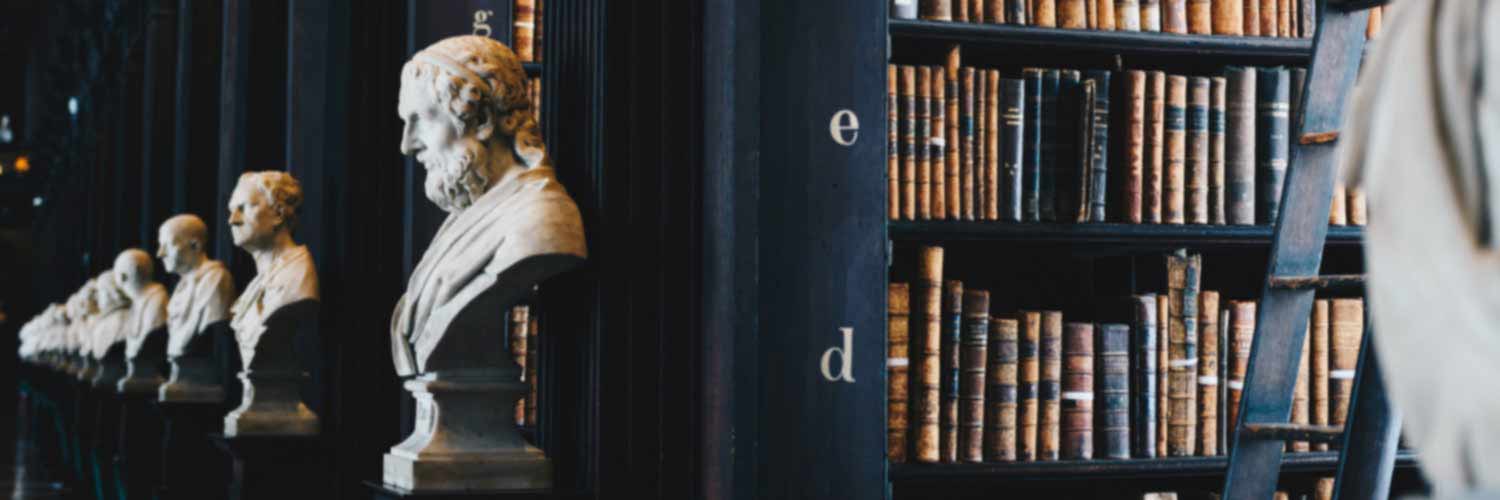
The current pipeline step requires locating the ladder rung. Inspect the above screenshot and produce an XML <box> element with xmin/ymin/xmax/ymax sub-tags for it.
<box><xmin>1240</xmin><ymin>423</ymin><xmax>1345</xmax><ymax>444</ymax></box>
<box><xmin>1267</xmin><ymin>274</ymin><xmax>1365</xmax><ymax>291</ymax></box>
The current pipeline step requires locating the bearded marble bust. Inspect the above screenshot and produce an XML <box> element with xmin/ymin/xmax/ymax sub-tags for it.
<box><xmin>158</xmin><ymin>214</ymin><xmax>237</xmax><ymax>402</ymax></box>
<box><xmin>115</xmin><ymin>248</ymin><xmax>170</xmax><ymax>394</ymax></box>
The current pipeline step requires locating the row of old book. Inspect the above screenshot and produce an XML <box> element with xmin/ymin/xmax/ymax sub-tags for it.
<box><xmin>892</xmin><ymin>0</ymin><xmax>1394</xmax><ymax>40</ymax></box>
<box><xmin>887</xmin><ymin>245</ymin><xmax>1365</xmax><ymax>463</ymax></box>
<box><xmin>514</xmin><ymin>0</ymin><xmax>543</xmax><ymax>62</ymax></box>
<box><xmin>1141</xmin><ymin>478</ymin><xmax>1337</xmax><ymax>500</ymax></box>
<box><xmin>509</xmin><ymin>304</ymin><xmax>541</xmax><ymax>427</ymax></box>
<box><xmin>886</xmin><ymin>57</ymin><xmax>1370</xmax><ymax>226</ymax></box>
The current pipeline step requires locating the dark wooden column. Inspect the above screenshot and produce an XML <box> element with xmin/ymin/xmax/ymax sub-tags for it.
<box><xmin>116</xmin><ymin>27</ymin><xmax>146</xmax><ymax>251</ymax></box>
<box><xmin>140</xmin><ymin>0</ymin><xmax>177</xmax><ymax>246</ymax></box>
<box><xmin>174</xmin><ymin>0</ymin><xmax>222</xmax><ymax>219</ymax></box>
<box><xmin>216</xmin><ymin>0</ymin><xmax>286</xmax><ymax>276</ymax></box>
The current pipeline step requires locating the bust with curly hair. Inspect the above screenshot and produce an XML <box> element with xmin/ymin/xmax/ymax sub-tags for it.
<box><xmin>227</xmin><ymin>171</ymin><xmax>318</xmax><ymax>365</ymax></box>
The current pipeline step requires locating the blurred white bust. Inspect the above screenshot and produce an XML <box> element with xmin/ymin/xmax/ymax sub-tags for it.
<box><xmin>159</xmin><ymin>214</ymin><xmax>236</xmax><ymax>358</ymax></box>
<box><xmin>115</xmin><ymin>248</ymin><xmax>168</xmax><ymax>359</ymax></box>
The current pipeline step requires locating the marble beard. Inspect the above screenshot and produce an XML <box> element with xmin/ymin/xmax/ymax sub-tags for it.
<box><xmin>384</xmin><ymin>35</ymin><xmax>586</xmax><ymax>492</ymax></box>
<box><xmin>159</xmin><ymin>214</ymin><xmax>237</xmax><ymax>403</ymax></box>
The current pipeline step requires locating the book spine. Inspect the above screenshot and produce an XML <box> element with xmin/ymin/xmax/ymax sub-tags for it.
<box><xmin>940</xmin><ymin>280</ymin><xmax>964</xmax><ymax>462</ymax></box>
<box><xmin>902</xmin><ymin>66</ymin><xmax>918</xmax><ymax>221</ymax></box>
<box><xmin>1056</xmin><ymin>71</ymin><xmax>1083</xmax><ymax>223</ymax></box>
<box><xmin>962</xmin><ymin>68</ymin><xmax>977</xmax><ymax>220</ymax></box>
<box><xmin>1197</xmin><ymin>291</ymin><xmax>1220</xmax><ymax>456</ymax></box>
<box><xmin>932</xmin><ymin>69</ymin><xmax>948</xmax><ymax>220</ymax></box>
<box><xmin>1187</xmin><ymin>0</ymin><xmax>1210</xmax><ymax>34</ymax></box>
<box><xmin>1226</xmin><ymin>67</ymin><xmax>1257</xmax><ymax>225</ymax></box>
<box><xmin>1227</xmin><ymin>300</ymin><xmax>1256</xmax><ymax>445</ymax></box>
<box><xmin>1140</xmin><ymin>0</ymin><xmax>1161</xmax><ymax>31</ymax></box>
<box><xmin>1219</xmin><ymin>307</ymin><xmax>1230</xmax><ymax>453</ymax></box>
<box><xmin>889</xmin><ymin>283</ymin><xmax>912</xmax><ymax>463</ymax></box>
<box><xmin>1187</xmin><ymin>77</ymin><xmax>1210</xmax><ymax>225</ymax></box>
<box><xmin>1257</xmin><ymin>68</ymin><xmax>1290</xmax><ymax>225</ymax></box>
<box><xmin>1317</xmin><ymin>477</ymin><xmax>1336</xmax><ymax>500</ymax></box>
<box><xmin>1035</xmin><ymin>0</ymin><xmax>1058</xmax><ymax>26</ymax></box>
<box><xmin>1244</xmin><ymin>0</ymin><xmax>1260</xmax><ymax>36</ymax></box>
<box><xmin>1001</xmin><ymin>77</ymin><xmax>1024</xmax><ymax>222</ymax></box>
<box><xmin>1260</xmin><ymin>0</ymin><xmax>1278</xmax><ymax>36</ymax></box>
<box><xmin>1212</xmin><ymin>0</ymin><xmax>1243</xmax><ymax>34</ymax></box>
<box><xmin>987</xmin><ymin>71</ymin><xmax>1003</xmax><ymax>221</ymax></box>
<box><xmin>1167</xmin><ymin>251</ymin><xmax>1201</xmax><ymax>456</ymax></box>
<box><xmin>923</xmin><ymin>0</ymin><xmax>955</xmax><ymax>20</ymax></box>
<box><xmin>1155</xmin><ymin>294</ymin><xmax>1170</xmax><ymax>457</ymax></box>
<box><xmin>1164</xmin><ymin>75</ymin><xmax>1187</xmax><ymax>225</ymax></box>
<box><xmin>1087</xmin><ymin>70</ymin><xmax>1112</xmax><ymax>223</ymax></box>
<box><xmin>947</xmin><ymin>49</ymin><xmax>963</xmax><ymax>221</ymax></box>
<box><xmin>1075</xmin><ymin>79</ymin><xmax>1097</xmax><ymax>223</ymax></box>
<box><xmin>1097</xmin><ymin>0</ymin><xmax>1117</xmax><ymax>29</ymax></box>
<box><xmin>986</xmin><ymin>316</ymin><xmax>1019</xmax><ymax>462</ymax></box>
<box><xmin>1124</xmin><ymin>71</ymin><xmax>1146</xmax><ymax>224</ymax></box>
<box><xmin>1023</xmin><ymin>70</ymin><xmax>1044</xmax><ymax>222</ymax></box>
<box><xmin>1291</xmin><ymin>326</ymin><xmax>1311</xmax><ymax>452</ymax></box>
<box><xmin>1300</xmin><ymin>0</ymin><xmax>1315</xmax><ymax>37</ymax></box>
<box><xmin>1039</xmin><ymin>310</ymin><xmax>1064</xmax><ymax>460</ymax></box>
<box><xmin>1059</xmin><ymin>0</ymin><xmax>1088</xmax><ymax>28</ymax></box>
<box><xmin>977</xmin><ymin>69</ymin><xmax>990</xmax><ymax>220</ymax></box>
<box><xmin>889</xmin><ymin>65</ymin><xmax>900</xmax><ymax>221</ymax></box>
<box><xmin>1062</xmin><ymin>322</ymin><xmax>1095</xmax><ymax>460</ymax></box>
<box><xmin>1310</xmin><ymin>299</ymin><xmax>1330</xmax><ymax>451</ymax></box>
<box><xmin>1116</xmin><ymin>0</ymin><xmax>1141</xmax><ymax>30</ymax></box>
<box><xmin>1086</xmin><ymin>0</ymin><xmax>1097</xmax><ymax>28</ymax></box>
<box><xmin>1098</xmin><ymin>323</ymin><xmax>1131</xmax><ymax>459</ymax></box>
<box><xmin>974</xmin><ymin>0</ymin><xmax>986</xmax><ymax>21</ymax></box>
<box><xmin>511</xmin><ymin>306</ymin><xmax>529</xmax><ymax>425</ymax></box>
<box><xmin>1144</xmin><ymin>71</ymin><xmax>1166</xmax><ymax>223</ymax></box>
<box><xmin>1163</xmin><ymin>0</ymin><xmax>1187</xmax><ymax>33</ymax></box>
<box><xmin>1018</xmin><ymin>311</ymin><xmax>1042</xmax><ymax>461</ymax></box>
<box><xmin>918</xmin><ymin>67</ymin><xmax>933</xmax><ymax>220</ymax></box>
<box><xmin>1008</xmin><ymin>0</ymin><xmax>1027</xmax><ymax>24</ymax></box>
<box><xmin>526</xmin><ymin>312</ymin><xmax>539</xmax><ymax>426</ymax></box>
<box><xmin>985</xmin><ymin>0</ymin><xmax>1002</xmax><ymax>21</ymax></box>
<box><xmin>1329</xmin><ymin>298</ymin><xmax>1363</xmax><ymax>430</ymax></box>
<box><xmin>911</xmin><ymin>247</ymin><xmax>944</xmax><ymax>463</ymax></box>
<box><xmin>1041</xmin><ymin>70</ymin><xmax>1062</xmax><ymax>222</ymax></box>
<box><xmin>1133</xmin><ymin>295</ymin><xmax>1159</xmax><ymax>458</ymax></box>
<box><xmin>1278</xmin><ymin>0</ymin><xmax>1291</xmax><ymax>38</ymax></box>
<box><xmin>960</xmin><ymin>290</ymin><xmax>990</xmax><ymax>462</ymax></box>
<box><xmin>1329</xmin><ymin>181</ymin><xmax>1347</xmax><ymax>225</ymax></box>
<box><xmin>1349</xmin><ymin>189</ymin><xmax>1368</xmax><ymax>225</ymax></box>
<box><xmin>533</xmin><ymin>0</ymin><xmax>543</xmax><ymax>62</ymax></box>
<box><xmin>1209</xmin><ymin>77</ymin><xmax>1227</xmax><ymax>225</ymax></box>
<box><xmin>894</xmin><ymin>0</ymin><xmax>920</xmax><ymax>19</ymax></box>
<box><xmin>957</xmin><ymin>0</ymin><xmax>969</xmax><ymax>20</ymax></box>
<box><xmin>515</xmin><ymin>0</ymin><xmax>536</xmax><ymax>61</ymax></box>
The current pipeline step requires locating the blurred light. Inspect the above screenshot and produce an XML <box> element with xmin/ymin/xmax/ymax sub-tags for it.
<box><xmin>67</xmin><ymin>97</ymin><xmax>79</xmax><ymax>117</ymax></box>
<box><xmin>32</xmin><ymin>196</ymin><xmax>42</xmax><ymax>207</ymax></box>
<box><xmin>0</xmin><ymin>164</ymin><xmax>6</xmax><ymax>175</ymax></box>
<box><xmin>13</xmin><ymin>156</ymin><xmax>28</xmax><ymax>174</ymax></box>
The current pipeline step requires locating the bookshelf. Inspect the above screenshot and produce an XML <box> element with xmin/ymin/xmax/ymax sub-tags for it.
<box><xmin>890</xmin><ymin>19</ymin><xmax>1314</xmax><ymax>63</ymax></box>
<box><xmin>891</xmin><ymin>222</ymin><xmax>1365</xmax><ymax>249</ymax></box>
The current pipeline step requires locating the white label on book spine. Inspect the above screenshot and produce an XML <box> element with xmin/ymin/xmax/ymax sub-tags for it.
<box><xmin>1169</xmin><ymin>358</ymin><xmax>1198</xmax><ymax>368</ymax></box>
<box><xmin>887</xmin><ymin>357</ymin><xmax>909</xmax><ymax>367</ymax></box>
<box><xmin>1227</xmin><ymin>380</ymin><xmax>1244</xmax><ymax>389</ymax></box>
<box><xmin>1062</xmin><ymin>392</ymin><xmax>1094</xmax><ymax>401</ymax></box>
<box><xmin>1329</xmin><ymin>369</ymin><xmax>1356</xmax><ymax>380</ymax></box>
<box><xmin>1198</xmin><ymin>376</ymin><xmax>1218</xmax><ymax>385</ymax></box>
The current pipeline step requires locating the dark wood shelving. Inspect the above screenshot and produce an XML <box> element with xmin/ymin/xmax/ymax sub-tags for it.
<box><xmin>524</xmin><ymin>62</ymin><xmax>542</xmax><ymax>76</ymax></box>
<box><xmin>889</xmin><ymin>221</ymin><xmax>1364</xmax><ymax>248</ymax></box>
<box><xmin>889</xmin><ymin>19</ymin><xmax>1313</xmax><ymax>64</ymax></box>
<box><xmin>891</xmin><ymin>451</ymin><xmax>1419</xmax><ymax>484</ymax></box>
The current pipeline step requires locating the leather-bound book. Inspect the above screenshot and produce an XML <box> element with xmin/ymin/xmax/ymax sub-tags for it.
<box><xmin>1133</xmin><ymin>295</ymin><xmax>1159</xmax><ymax>458</ymax></box>
<box><xmin>960</xmin><ymin>290</ymin><xmax>991</xmax><ymax>462</ymax></box>
<box><xmin>526</xmin><ymin>312</ymin><xmax>540</xmax><ymax>426</ymax></box>
<box><xmin>1330</xmin><ymin>298</ymin><xmax>1364</xmax><ymax>430</ymax></box>
<box><xmin>1041</xmin><ymin>70</ymin><xmax>1063</xmax><ymax>222</ymax></box>
<box><xmin>1243</xmin><ymin>0</ymin><xmax>1259</xmax><ymax>36</ymax></box>
<box><xmin>1056</xmin><ymin>71</ymin><xmax>1084</xmax><ymax>222</ymax></box>
<box><xmin>1122</xmin><ymin>70</ymin><xmax>1147</xmax><ymax>224</ymax></box>
<box><xmin>1116</xmin><ymin>0</ymin><xmax>1141</xmax><ymax>30</ymax></box>
<box><xmin>1310</xmin><ymin>299</ymin><xmax>1330</xmax><ymax>451</ymax></box>
<box><xmin>923</xmin><ymin>0</ymin><xmax>955</xmax><ymax>20</ymax></box>
<box><xmin>986</xmin><ymin>316</ymin><xmax>1019</xmax><ymax>462</ymax></box>
<box><xmin>911</xmin><ymin>246</ymin><xmax>944</xmax><ymax>462</ymax></box>
<box><xmin>947</xmin><ymin>48</ymin><xmax>963</xmax><ymax>221</ymax></box>
<box><xmin>986</xmin><ymin>71</ymin><xmax>1003</xmax><ymax>220</ymax></box>
<box><xmin>1290</xmin><ymin>328</ymin><xmax>1310</xmax><ymax>452</ymax></box>
<box><xmin>1062</xmin><ymin>322</ymin><xmax>1095</xmax><ymax>460</ymax></box>
<box><xmin>1098</xmin><ymin>323</ymin><xmax>1131</xmax><ymax>459</ymax></box>
<box><xmin>1329</xmin><ymin>182</ymin><xmax>1348</xmax><ymax>225</ymax></box>
<box><xmin>1278</xmin><ymin>0</ymin><xmax>1291</xmax><ymax>38</ymax></box>
<box><xmin>1018</xmin><ymin>311</ymin><xmax>1042</xmax><ymax>460</ymax></box>
<box><xmin>1256</xmin><ymin>68</ymin><xmax>1290</xmax><ymax>225</ymax></box>
<box><xmin>1300</xmin><ymin>0</ymin><xmax>1315</xmax><ymax>37</ymax></box>
<box><xmin>932</xmin><ymin>69</ymin><xmax>949</xmax><ymax>220</ymax></box>
<box><xmin>1086</xmin><ymin>70</ymin><xmax>1112</xmax><ymax>223</ymax></box>
<box><xmin>1024</xmin><ymin>70</ymin><xmax>1044</xmax><ymax>222</ymax></box>
<box><xmin>1225</xmin><ymin>67</ymin><xmax>1257</xmax><ymax>225</ymax></box>
<box><xmin>511</xmin><ymin>306</ymin><xmax>529</xmax><ymax>425</ymax></box>
<box><xmin>1226</xmin><ymin>300</ymin><xmax>1256</xmax><ymax>444</ymax></box>
<box><xmin>889</xmin><ymin>283</ymin><xmax>912</xmax><ymax>463</ymax></box>
<box><xmin>1039</xmin><ymin>310</ymin><xmax>1064</xmax><ymax>460</ymax></box>
<box><xmin>1212</xmin><ymin>0</ymin><xmax>1243</xmax><ymax>34</ymax></box>
<box><xmin>1059</xmin><ymin>0</ymin><xmax>1087</xmax><ymax>28</ymax></box>
<box><xmin>902</xmin><ymin>66</ymin><xmax>918</xmax><ymax>221</ymax></box>
<box><xmin>1187</xmin><ymin>0</ymin><xmax>1210</xmax><ymax>33</ymax></box>
<box><xmin>1007</xmin><ymin>0</ymin><xmax>1027</xmax><ymax>24</ymax></box>
<box><xmin>940</xmin><ymin>280</ymin><xmax>964</xmax><ymax>462</ymax></box>
<box><xmin>1144</xmin><ymin>71</ymin><xmax>1166</xmax><ymax>223</ymax></box>
<box><xmin>515</xmin><ymin>0</ymin><xmax>536</xmax><ymax>61</ymax></box>
<box><xmin>956</xmin><ymin>0</ymin><xmax>968</xmax><ymax>20</ymax></box>
<box><xmin>1209</xmin><ymin>77</ymin><xmax>1227</xmax><ymax>225</ymax></box>
<box><xmin>961</xmin><ymin>68</ymin><xmax>977</xmax><ymax>220</ymax></box>
<box><xmin>1156</xmin><ymin>294</ymin><xmax>1170</xmax><ymax>457</ymax></box>
<box><xmin>918</xmin><ymin>67</ymin><xmax>933</xmax><ymax>220</ymax></box>
<box><xmin>1097</xmin><ymin>0</ymin><xmax>1117</xmax><ymax>29</ymax></box>
<box><xmin>972</xmin><ymin>0</ymin><xmax>988</xmax><ymax>22</ymax></box>
<box><xmin>1141</xmin><ymin>0</ymin><xmax>1161</xmax><ymax>31</ymax></box>
<box><xmin>1163</xmin><ymin>0</ymin><xmax>1187</xmax><ymax>33</ymax></box>
<box><xmin>1035</xmin><ymin>0</ymin><xmax>1058</xmax><ymax>26</ymax></box>
<box><xmin>1166</xmin><ymin>251</ymin><xmax>1201</xmax><ymax>456</ymax></box>
<box><xmin>1349</xmin><ymin>189</ymin><xmax>1368</xmax><ymax>225</ymax></box>
<box><xmin>1197</xmin><ymin>291</ymin><xmax>1220</xmax><ymax>456</ymax></box>
<box><xmin>1219</xmin><ymin>306</ymin><xmax>1230</xmax><ymax>453</ymax></box>
<box><xmin>977</xmin><ymin>70</ymin><xmax>991</xmax><ymax>220</ymax></box>
<box><xmin>889</xmin><ymin>65</ymin><xmax>900</xmax><ymax>221</ymax></box>
<box><xmin>1073</xmin><ymin>79</ymin><xmax>1097</xmax><ymax>223</ymax></box>
<box><xmin>1315</xmin><ymin>477</ymin><xmax>1335</xmax><ymax>500</ymax></box>
<box><xmin>1001</xmin><ymin>78</ymin><xmax>1025</xmax><ymax>222</ymax></box>
<box><xmin>1165</xmin><ymin>75</ymin><xmax>1187</xmax><ymax>225</ymax></box>
<box><xmin>1259</xmin><ymin>0</ymin><xmax>1278</xmax><ymax>36</ymax></box>
<box><xmin>894</xmin><ymin>0</ymin><xmax>919</xmax><ymax>19</ymax></box>
<box><xmin>1187</xmin><ymin>77</ymin><xmax>1210</xmax><ymax>225</ymax></box>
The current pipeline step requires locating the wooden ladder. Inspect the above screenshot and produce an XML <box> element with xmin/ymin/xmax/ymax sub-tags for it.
<box><xmin>1220</xmin><ymin>1</ymin><xmax>1401</xmax><ymax>499</ymax></box>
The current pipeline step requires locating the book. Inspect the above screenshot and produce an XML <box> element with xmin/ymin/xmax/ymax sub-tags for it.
<box><xmin>1256</xmin><ymin>68</ymin><xmax>1290</xmax><ymax>225</ymax></box>
<box><xmin>1226</xmin><ymin>300</ymin><xmax>1255</xmax><ymax>445</ymax></box>
<box><xmin>960</xmin><ymin>290</ymin><xmax>990</xmax><ymax>462</ymax></box>
<box><xmin>1329</xmin><ymin>182</ymin><xmax>1348</xmax><ymax>225</ymax></box>
<box><xmin>1187</xmin><ymin>0</ymin><xmax>1210</xmax><ymax>33</ymax></box>
<box><xmin>1007</xmin><ymin>0</ymin><xmax>1027</xmax><ymax>24</ymax></box>
<box><xmin>974</xmin><ymin>0</ymin><xmax>989</xmax><ymax>22</ymax></box>
<box><xmin>1243</xmin><ymin>0</ymin><xmax>1259</xmax><ymax>36</ymax></box>
<box><xmin>918</xmin><ymin>67</ymin><xmax>933</xmax><ymax>220</ymax></box>
<box><xmin>1059</xmin><ymin>0</ymin><xmax>1087</xmax><ymax>28</ymax></box>
<box><xmin>1187</xmin><ymin>77</ymin><xmax>1210</xmax><ymax>225</ymax></box>
<box><xmin>1062</xmin><ymin>322</ymin><xmax>1095</xmax><ymax>460</ymax></box>
<box><xmin>1166</xmin><ymin>251</ymin><xmax>1201</xmax><ymax>456</ymax></box>
<box><xmin>940</xmin><ymin>280</ymin><xmax>964</xmax><ymax>462</ymax></box>
<box><xmin>511</xmin><ymin>306</ymin><xmax>529</xmax><ymax>425</ymax></box>
<box><xmin>526</xmin><ymin>311</ymin><xmax>540</xmax><ymax>426</ymax></box>
<box><xmin>889</xmin><ymin>283</ymin><xmax>912</xmax><ymax>463</ymax></box>
<box><xmin>1218</xmin><ymin>306</ymin><xmax>1230</xmax><ymax>453</ymax></box>
<box><xmin>947</xmin><ymin>48</ymin><xmax>963</xmax><ymax>221</ymax></box>
<box><xmin>1144</xmin><ymin>71</ymin><xmax>1166</xmax><ymax>223</ymax></box>
<box><xmin>1040</xmin><ymin>310</ymin><xmax>1064</xmax><ymax>460</ymax></box>
<box><xmin>958</xmin><ymin>0</ymin><xmax>970</xmax><ymax>20</ymax></box>
<box><xmin>1310</xmin><ymin>299</ymin><xmax>1330</xmax><ymax>451</ymax></box>
<box><xmin>1116</xmin><ymin>0</ymin><xmax>1141</xmax><ymax>30</ymax></box>
<box><xmin>1197</xmin><ymin>291</ymin><xmax>1220</xmax><ymax>456</ymax></box>
<box><xmin>1056</xmin><ymin>71</ymin><xmax>1084</xmax><ymax>223</ymax></box>
<box><xmin>1260</xmin><ymin>0</ymin><xmax>1278</xmax><ymax>36</ymax></box>
<box><xmin>1278</xmin><ymin>0</ymin><xmax>1291</xmax><ymax>39</ymax></box>
<box><xmin>1163</xmin><ymin>0</ymin><xmax>1187</xmax><ymax>33</ymax></box>
<box><xmin>1213</xmin><ymin>0</ymin><xmax>1243</xmax><ymax>35</ymax></box>
<box><xmin>1098</xmin><ymin>323</ymin><xmax>1131</xmax><ymax>459</ymax></box>
<box><xmin>1086</xmin><ymin>70</ymin><xmax>1112</xmax><ymax>223</ymax></box>
<box><xmin>923</xmin><ymin>0</ymin><xmax>955</xmax><ymax>20</ymax></box>
<box><xmin>1316</xmin><ymin>477</ymin><xmax>1335</xmax><ymax>500</ymax></box>
<box><xmin>1096</xmin><ymin>0</ymin><xmax>1117</xmax><ymax>30</ymax></box>
<box><xmin>515</xmin><ymin>0</ymin><xmax>536</xmax><ymax>61</ymax></box>
<box><xmin>1018</xmin><ymin>311</ymin><xmax>1042</xmax><ymax>460</ymax></box>
<box><xmin>1036</xmin><ymin>0</ymin><xmax>1058</xmax><ymax>26</ymax></box>
<box><xmin>1329</xmin><ymin>298</ymin><xmax>1363</xmax><ymax>430</ymax></box>
<box><xmin>911</xmin><ymin>246</ymin><xmax>944</xmax><ymax>463</ymax></box>
<box><xmin>1141</xmin><ymin>0</ymin><xmax>1161</xmax><ymax>31</ymax></box>
<box><xmin>1023</xmin><ymin>70</ymin><xmax>1044</xmax><ymax>222</ymax></box>
<box><xmin>1300</xmin><ymin>0</ymin><xmax>1315</xmax><ymax>37</ymax></box>
<box><xmin>1209</xmin><ymin>77</ymin><xmax>1227</xmax><ymax>225</ymax></box>
<box><xmin>1123</xmin><ymin>71</ymin><xmax>1147</xmax><ymax>224</ymax></box>
<box><xmin>889</xmin><ymin>65</ymin><xmax>900</xmax><ymax>221</ymax></box>
<box><xmin>533</xmin><ymin>0</ymin><xmax>544</xmax><ymax>62</ymax></box>
<box><xmin>1164</xmin><ymin>76</ymin><xmax>1187</xmax><ymax>225</ymax></box>
<box><xmin>894</xmin><ymin>0</ymin><xmax>919</xmax><ymax>19</ymax></box>
<box><xmin>932</xmin><ymin>69</ymin><xmax>949</xmax><ymax>220</ymax></box>
<box><xmin>1290</xmin><ymin>326</ymin><xmax>1310</xmax><ymax>452</ymax></box>
<box><xmin>902</xmin><ymin>66</ymin><xmax>918</xmax><ymax>221</ymax></box>
<box><xmin>1226</xmin><ymin>67</ymin><xmax>1257</xmax><ymax>225</ymax></box>
<box><xmin>1133</xmin><ymin>295</ymin><xmax>1159</xmax><ymax>458</ymax></box>
<box><xmin>1001</xmin><ymin>77</ymin><xmax>1024</xmax><ymax>222</ymax></box>
<box><xmin>988</xmin><ymin>71</ymin><xmax>1003</xmax><ymax>220</ymax></box>
<box><xmin>1349</xmin><ymin>189</ymin><xmax>1368</xmax><ymax>225</ymax></box>
<box><xmin>986</xmin><ymin>315</ymin><xmax>1019</xmax><ymax>461</ymax></box>
<box><xmin>962</xmin><ymin>68</ymin><xmax>977</xmax><ymax>220</ymax></box>
<box><xmin>1156</xmin><ymin>294</ymin><xmax>1170</xmax><ymax>457</ymax></box>
<box><xmin>1041</xmin><ymin>70</ymin><xmax>1063</xmax><ymax>222</ymax></box>
<box><xmin>978</xmin><ymin>70</ymin><xmax>991</xmax><ymax>220</ymax></box>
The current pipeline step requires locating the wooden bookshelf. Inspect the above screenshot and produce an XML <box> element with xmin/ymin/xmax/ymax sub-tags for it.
<box><xmin>890</xmin><ymin>221</ymin><xmax>1365</xmax><ymax>248</ymax></box>
<box><xmin>891</xmin><ymin>451</ymin><xmax>1418</xmax><ymax>483</ymax></box>
<box><xmin>524</xmin><ymin>62</ymin><xmax>542</xmax><ymax>76</ymax></box>
<box><xmin>889</xmin><ymin>19</ymin><xmax>1313</xmax><ymax>64</ymax></box>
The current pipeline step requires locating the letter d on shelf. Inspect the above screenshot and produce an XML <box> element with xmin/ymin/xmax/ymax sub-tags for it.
<box><xmin>820</xmin><ymin>327</ymin><xmax>856</xmax><ymax>383</ymax></box>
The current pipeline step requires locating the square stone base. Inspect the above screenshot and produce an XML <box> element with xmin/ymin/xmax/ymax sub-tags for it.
<box><xmin>382</xmin><ymin>450</ymin><xmax>552</xmax><ymax>491</ymax></box>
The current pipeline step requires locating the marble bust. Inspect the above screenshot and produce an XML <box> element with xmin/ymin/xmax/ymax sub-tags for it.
<box><xmin>115</xmin><ymin>248</ymin><xmax>170</xmax><ymax>395</ymax></box>
<box><xmin>64</xmin><ymin>280</ymin><xmax>100</xmax><ymax>379</ymax></box>
<box><xmin>19</xmin><ymin>304</ymin><xmax>65</xmax><ymax>361</ymax></box>
<box><xmin>89</xmin><ymin>270</ymin><xmax>133</xmax><ymax>388</ymax></box>
<box><xmin>157</xmin><ymin>214</ymin><xmax>237</xmax><ymax>403</ymax></box>
<box><xmin>384</xmin><ymin>35</ymin><xmax>585</xmax><ymax>492</ymax></box>
<box><xmin>224</xmin><ymin>171</ymin><xmax>320</xmax><ymax>436</ymax></box>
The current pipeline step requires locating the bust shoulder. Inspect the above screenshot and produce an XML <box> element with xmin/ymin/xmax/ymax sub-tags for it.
<box><xmin>483</xmin><ymin>169</ymin><xmax>587</xmax><ymax>276</ymax></box>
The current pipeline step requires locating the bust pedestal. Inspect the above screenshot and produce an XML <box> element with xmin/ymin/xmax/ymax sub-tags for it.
<box><xmin>382</xmin><ymin>368</ymin><xmax>550</xmax><ymax>491</ymax></box>
<box><xmin>159</xmin><ymin>322</ymin><xmax>228</xmax><ymax>403</ymax></box>
<box><xmin>224</xmin><ymin>300</ymin><xmax>319</xmax><ymax>437</ymax></box>
<box><xmin>156</xmin><ymin>401</ymin><xmax>230</xmax><ymax>500</ymax></box>
<box><xmin>212</xmin><ymin>434</ymin><xmax>330</xmax><ymax>499</ymax></box>
<box><xmin>116</xmin><ymin>328</ymin><xmax>167</xmax><ymax>396</ymax></box>
<box><xmin>114</xmin><ymin>391</ymin><xmax>163</xmax><ymax>500</ymax></box>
